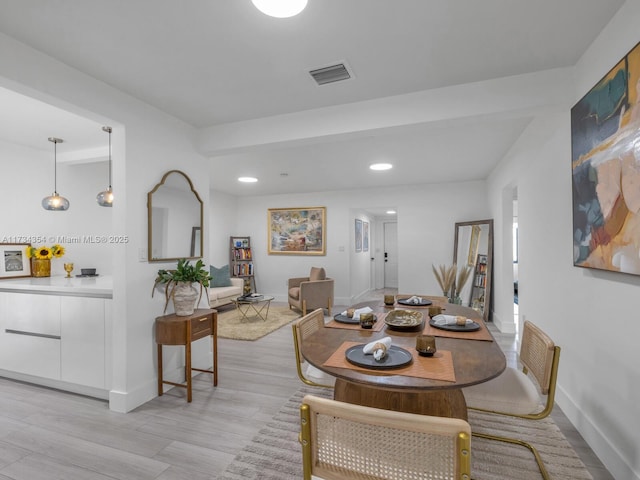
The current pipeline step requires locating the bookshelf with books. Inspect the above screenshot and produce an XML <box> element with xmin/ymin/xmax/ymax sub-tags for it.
<box><xmin>230</xmin><ymin>236</ymin><xmax>256</xmax><ymax>293</ymax></box>
<box><xmin>470</xmin><ymin>254</ymin><xmax>487</xmax><ymax>313</ymax></box>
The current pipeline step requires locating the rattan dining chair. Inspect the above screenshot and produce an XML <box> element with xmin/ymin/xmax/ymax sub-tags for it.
<box><xmin>292</xmin><ymin>308</ymin><xmax>335</xmax><ymax>388</ymax></box>
<box><xmin>300</xmin><ymin>394</ymin><xmax>471</xmax><ymax>480</ymax></box>
<box><xmin>463</xmin><ymin>320</ymin><xmax>561</xmax><ymax>480</ymax></box>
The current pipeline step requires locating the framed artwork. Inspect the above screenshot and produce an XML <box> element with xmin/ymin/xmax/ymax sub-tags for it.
<box><xmin>355</xmin><ymin>219</ymin><xmax>363</xmax><ymax>252</ymax></box>
<box><xmin>363</xmin><ymin>221</ymin><xmax>369</xmax><ymax>252</ymax></box>
<box><xmin>0</xmin><ymin>243</ymin><xmax>31</xmax><ymax>279</ymax></box>
<box><xmin>268</xmin><ymin>207</ymin><xmax>326</xmax><ymax>255</ymax></box>
<box><xmin>571</xmin><ymin>40</ymin><xmax>640</xmax><ymax>275</ymax></box>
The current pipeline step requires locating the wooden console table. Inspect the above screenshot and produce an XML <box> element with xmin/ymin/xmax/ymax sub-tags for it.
<box><xmin>155</xmin><ymin>308</ymin><xmax>217</xmax><ymax>402</ymax></box>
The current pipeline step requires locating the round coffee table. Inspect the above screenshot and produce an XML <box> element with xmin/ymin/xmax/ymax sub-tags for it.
<box><xmin>232</xmin><ymin>295</ymin><xmax>275</xmax><ymax>322</ymax></box>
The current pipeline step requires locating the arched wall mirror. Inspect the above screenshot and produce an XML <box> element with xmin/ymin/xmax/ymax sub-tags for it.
<box><xmin>453</xmin><ymin>219</ymin><xmax>493</xmax><ymax>322</ymax></box>
<box><xmin>147</xmin><ymin>170</ymin><xmax>203</xmax><ymax>263</ymax></box>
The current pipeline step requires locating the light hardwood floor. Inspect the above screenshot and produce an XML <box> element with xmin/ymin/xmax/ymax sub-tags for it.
<box><xmin>0</xmin><ymin>295</ymin><xmax>613</xmax><ymax>479</ymax></box>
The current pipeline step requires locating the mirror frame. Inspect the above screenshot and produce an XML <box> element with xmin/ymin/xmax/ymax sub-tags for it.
<box><xmin>147</xmin><ymin>170</ymin><xmax>204</xmax><ymax>263</ymax></box>
<box><xmin>453</xmin><ymin>219</ymin><xmax>493</xmax><ymax>322</ymax></box>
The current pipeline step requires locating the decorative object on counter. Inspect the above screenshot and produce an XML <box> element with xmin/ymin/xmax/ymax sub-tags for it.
<box><xmin>96</xmin><ymin>126</ymin><xmax>114</xmax><ymax>207</ymax></box>
<box><xmin>153</xmin><ymin>258</ymin><xmax>211</xmax><ymax>316</ymax></box>
<box><xmin>26</xmin><ymin>244</ymin><xmax>65</xmax><ymax>277</ymax></box>
<box><xmin>0</xmin><ymin>243</ymin><xmax>32</xmax><ymax>279</ymax></box>
<box><xmin>63</xmin><ymin>263</ymin><xmax>74</xmax><ymax>278</ymax></box>
<box><xmin>432</xmin><ymin>264</ymin><xmax>456</xmax><ymax>298</ymax></box>
<box><xmin>42</xmin><ymin>137</ymin><xmax>70</xmax><ymax>211</ymax></box>
<box><xmin>76</xmin><ymin>268</ymin><xmax>98</xmax><ymax>277</ymax></box>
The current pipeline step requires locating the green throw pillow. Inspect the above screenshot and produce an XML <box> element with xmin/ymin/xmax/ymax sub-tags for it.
<box><xmin>210</xmin><ymin>264</ymin><xmax>232</xmax><ymax>287</ymax></box>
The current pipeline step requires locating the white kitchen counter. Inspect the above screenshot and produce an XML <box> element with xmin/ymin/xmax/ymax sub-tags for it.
<box><xmin>0</xmin><ymin>275</ymin><xmax>112</xmax><ymax>298</ymax></box>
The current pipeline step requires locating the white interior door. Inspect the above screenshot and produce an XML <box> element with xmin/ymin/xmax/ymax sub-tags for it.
<box><xmin>383</xmin><ymin>222</ymin><xmax>398</xmax><ymax>288</ymax></box>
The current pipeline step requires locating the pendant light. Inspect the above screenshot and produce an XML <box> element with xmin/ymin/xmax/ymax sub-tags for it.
<box><xmin>96</xmin><ymin>126</ymin><xmax>113</xmax><ymax>207</ymax></box>
<box><xmin>252</xmin><ymin>0</ymin><xmax>307</xmax><ymax>18</ymax></box>
<box><xmin>42</xmin><ymin>137</ymin><xmax>70</xmax><ymax>211</ymax></box>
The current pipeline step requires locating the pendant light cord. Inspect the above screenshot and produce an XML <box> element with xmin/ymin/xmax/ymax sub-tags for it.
<box><xmin>53</xmin><ymin>139</ymin><xmax>58</xmax><ymax>194</ymax></box>
<box><xmin>108</xmin><ymin>128</ymin><xmax>112</xmax><ymax>189</ymax></box>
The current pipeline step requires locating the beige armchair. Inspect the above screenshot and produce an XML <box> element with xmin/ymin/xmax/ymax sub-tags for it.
<box><xmin>288</xmin><ymin>267</ymin><xmax>333</xmax><ymax>316</ymax></box>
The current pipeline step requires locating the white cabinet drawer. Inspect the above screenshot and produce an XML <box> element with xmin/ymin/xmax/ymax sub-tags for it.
<box><xmin>3</xmin><ymin>293</ymin><xmax>60</xmax><ymax>337</ymax></box>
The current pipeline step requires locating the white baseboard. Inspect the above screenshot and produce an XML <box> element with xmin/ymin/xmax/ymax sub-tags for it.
<box><xmin>491</xmin><ymin>311</ymin><xmax>516</xmax><ymax>333</ymax></box>
<box><xmin>556</xmin><ymin>384</ymin><xmax>639</xmax><ymax>480</ymax></box>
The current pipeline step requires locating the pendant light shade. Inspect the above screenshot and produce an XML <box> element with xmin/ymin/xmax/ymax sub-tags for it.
<box><xmin>97</xmin><ymin>126</ymin><xmax>113</xmax><ymax>207</ymax></box>
<box><xmin>252</xmin><ymin>0</ymin><xmax>307</xmax><ymax>18</ymax></box>
<box><xmin>42</xmin><ymin>137</ymin><xmax>70</xmax><ymax>211</ymax></box>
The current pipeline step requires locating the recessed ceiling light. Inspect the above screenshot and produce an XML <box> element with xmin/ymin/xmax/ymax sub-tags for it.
<box><xmin>238</xmin><ymin>177</ymin><xmax>258</xmax><ymax>183</ymax></box>
<box><xmin>252</xmin><ymin>0</ymin><xmax>307</xmax><ymax>18</ymax></box>
<box><xmin>386</xmin><ymin>210</ymin><xmax>397</xmax><ymax>215</ymax></box>
<box><xmin>370</xmin><ymin>163</ymin><xmax>393</xmax><ymax>171</ymax></box>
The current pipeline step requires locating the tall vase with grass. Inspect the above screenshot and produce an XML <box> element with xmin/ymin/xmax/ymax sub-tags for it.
<box><xmin>432</xmin><ymin>264</ymin><xmax>456</xmax><ymax>299</ymax></box>
<box><xmin>452</xmin><ymin>265</ymin><xmax>472</xmax><ymax>305</ymax></box>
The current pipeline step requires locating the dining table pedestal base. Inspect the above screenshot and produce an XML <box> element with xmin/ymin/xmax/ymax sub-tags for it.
<box><xmin>334</xmin><ymin>379</ymin><xmax>468</xmax><ymax>420</ymax></box>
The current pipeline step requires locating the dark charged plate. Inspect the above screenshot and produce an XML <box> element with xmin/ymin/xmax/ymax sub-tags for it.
<box><xmin>429</xmin><ymin>318</ymin><xmax>481</xmax><ymax>332</ymax></box>
<box><xmin>345</xmin><ymin>344</ymin><xmax>413</xmax><ymax>369</ymax></box>
<box><xmin>397</xmin><ymin>298</ymin><xmax>432</xmax><ymax>307</ymax></box>
<box><xmin>334</xmin><ymin>313</ymin><xmax>377</xmax><ymax>325</ymax></box>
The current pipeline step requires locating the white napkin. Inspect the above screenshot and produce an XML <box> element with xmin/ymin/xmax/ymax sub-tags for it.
<box><xmin>406</xmin><ymin>295</ymin><xmax>424</xmax><ymax>304</ymax></box>
<box><xmin>432</xmin><ymin>314</ymin><xmax>473</xmax><ymax>326</ymax></box>
<box><xmin>363</xmin><ymin>336</ymin><xmax>392</xmax><ymax>356</ymax></box>
<box><xmin>340</xmin><ymin>306</ymin><xmax>373</xmax><ymax>320</ymax></box>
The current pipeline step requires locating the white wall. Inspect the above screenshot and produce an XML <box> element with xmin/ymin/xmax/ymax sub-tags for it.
<box><xmin>0</xmin><ymin>140</ymin><xmax>114</xmax><ymax>276</ymax></box>
<box><xmin>228</xmin><ymin>180</ymin><xmax>489</xmax><ymax>307</ymax></box>
<box><xmin>488</xmin><ymin>2</ymin><xmax>640</xmax><ymax>477</ymax></box>
<box><xmin>0</xmin><ymin>32</ymin><xmax>210</xmax><ymax>413</ymax></box>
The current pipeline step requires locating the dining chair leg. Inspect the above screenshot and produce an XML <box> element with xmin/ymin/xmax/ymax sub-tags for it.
<box><xmin>472</xmin><ymin>432</ymin><xmax>549</xmax><ymax>480</ymax></box>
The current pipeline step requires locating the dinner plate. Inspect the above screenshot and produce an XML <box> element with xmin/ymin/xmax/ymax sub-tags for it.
<box><xmin>428</xmin><ymin>318</ymin><xmax>481</xmax><ymax>332</ymax></box>
<box><xmin>334</xmin><ymin>313</ymin><xmax>377</xmax><ymax>324</ymax></box>
<box><xmin>397</xmin><ymin>298</ymin><xmax>432</xmax><ymax>307</ymax></box>
<box><xmin>345</xmin><ymin>344</ymin><xmax>413</xmax><ymax>369</ymax></box>
<box><xmin>384</xmin><ymin>309</ymin><xmax>424</xmax><ymax>330</ymax></box>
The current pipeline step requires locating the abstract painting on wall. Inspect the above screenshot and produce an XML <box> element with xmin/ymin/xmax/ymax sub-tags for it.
<box><xmin>571</xmin><ymin>41</ymin><xmax>640</xmax><ymax>275</ymax></box>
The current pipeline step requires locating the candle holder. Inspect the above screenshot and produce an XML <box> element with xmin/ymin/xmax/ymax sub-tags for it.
<box><xmin>416</xmin><ymin>335</ymin><xmax>436</xmax><ymax>357</ymax></box>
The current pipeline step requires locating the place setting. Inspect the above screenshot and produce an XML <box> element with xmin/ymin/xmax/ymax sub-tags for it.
<box><xmin>322</xmin><ymin>335</ymin><xmax>456</xmax><ymax>382</ymax></box>
<box><xmin>328</xmin><ymin>306</ymin><xmax>386</xmax><ymax>331</ymax></box>
<box><xmin>423</xmin><ymin>313</ymin><xmax>494</xmax><ymax>341</ymax></box>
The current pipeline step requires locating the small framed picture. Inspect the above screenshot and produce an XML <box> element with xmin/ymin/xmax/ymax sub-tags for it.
<box><xmin>0</xmin><ymin>243</ymin><xmax>31</xmax><ymax>279</ymax></box>
<box><xmin>355</xmin><ymin>219</ymin><xmax>363</xmax><ymax>252</ymax></box>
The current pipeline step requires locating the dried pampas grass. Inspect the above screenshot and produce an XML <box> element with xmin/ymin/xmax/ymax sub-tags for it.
<box><xmin>432</xmin><ymin>264</ymin><xmax>456</xmax><ymax>296</ymax></box>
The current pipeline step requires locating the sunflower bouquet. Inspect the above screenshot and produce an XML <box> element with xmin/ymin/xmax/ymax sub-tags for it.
<box><xmin>26</xmin><ymin>244</ymin><xmax>65</xmax><ymax>259</ymax></box>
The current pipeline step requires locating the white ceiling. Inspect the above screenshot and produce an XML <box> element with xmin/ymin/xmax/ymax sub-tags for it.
<box><xmin>0</xmin><ymin>0</ymin><xmax>626</xmax><ymax>200</ymax></box>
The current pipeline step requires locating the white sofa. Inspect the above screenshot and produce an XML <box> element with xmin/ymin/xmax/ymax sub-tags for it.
<box><xmin>208</xmin><ymin>277</ymin><xmax>244</xmax><ymax>308</ymax></box>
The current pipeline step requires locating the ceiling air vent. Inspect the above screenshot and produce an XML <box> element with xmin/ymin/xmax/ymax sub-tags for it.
<box><xmin>309</xmin><ymin>63</ymin><xmax>351</xmax><ymax>85</ymax></box>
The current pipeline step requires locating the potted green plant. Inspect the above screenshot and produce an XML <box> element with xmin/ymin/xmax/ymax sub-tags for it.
<box><xmin>153</xmin><ymin>259</ymin><xmax>212</xmax><ymax>316</ymax></box>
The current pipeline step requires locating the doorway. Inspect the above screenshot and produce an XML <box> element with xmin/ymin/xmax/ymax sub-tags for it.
<box><xmin>383</xmin><ymin>222</ymin><xmax>398</xmax><ymax>288</ymax></box>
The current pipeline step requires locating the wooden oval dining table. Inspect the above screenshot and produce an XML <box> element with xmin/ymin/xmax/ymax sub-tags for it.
<box><xmin>300</xmin><ymin>302</ymin><xmax>506</xmax><ymax>420</ymax></box>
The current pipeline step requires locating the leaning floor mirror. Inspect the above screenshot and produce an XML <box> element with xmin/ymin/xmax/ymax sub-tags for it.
<box><xmin>453</xmin><ymin>219</ymin><xmax>493</xmax><ymax>322</ymax></box>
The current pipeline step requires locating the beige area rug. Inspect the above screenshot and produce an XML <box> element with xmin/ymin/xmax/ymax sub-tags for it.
<box><xmin>216</xmin><ymin>304</ymin><xmax>300</xmax><ymax>341</ymax></box>
<box><xmin>219</xmin><ymin>386</ymin><xmax>593</xmax><ymax>480</ymax></box>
